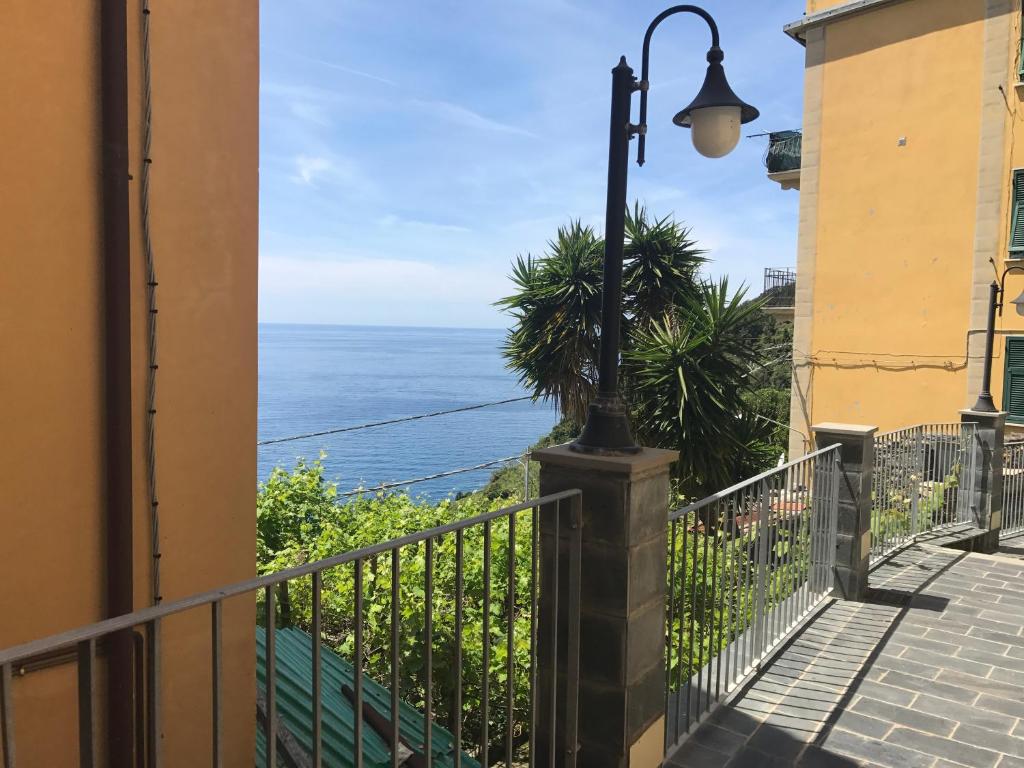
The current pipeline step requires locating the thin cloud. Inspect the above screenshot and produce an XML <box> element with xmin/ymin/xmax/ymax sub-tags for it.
<box><xmin>258</xmin><ymin>254</ymin><xmax>511</xmax><ymax>326</ymax></box>
<box><xmin>292</xmin><ymin>155</ymin><xmax>333</xmax><ymax>185</ymax></box>
<box><xmin>309</xmin><ymin>59</ymin><xmax>397</xmax><ymax>87</ymax></box>
<box><xmin>377</xmin><ymin>214</ymin><xmax>471</xmax><ymax>234</ymax></box>
<box><xmin>263</xmin><ymin>46</ymin><xmax>398</xmax><ymax>87</ymax></box>
<box><xmin>411</xmin><ymin>99</ymin><xmax>539</xmax><ymax>139</ymax></box>
<box><xmin>262</xmin><ymin>82</ymin><xmax>345</xmax><ymax>127</ymax></box>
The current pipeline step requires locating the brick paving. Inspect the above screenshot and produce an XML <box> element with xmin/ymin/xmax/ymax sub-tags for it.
<box><xmin>665</xmin><ymin>543</ymin><xmax>1024</xmax><ymax>768</ymax></box>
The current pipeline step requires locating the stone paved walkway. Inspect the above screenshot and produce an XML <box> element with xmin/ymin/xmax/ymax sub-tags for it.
<box><xmin>665</xmin><ymin>543</ymin><xmax>1024</xmax><ymax>768</ymax></box>
<box><xmin>999</xmin><ymin>532</ymin><xmax>1024</xmax><ymax>562</ymax></box>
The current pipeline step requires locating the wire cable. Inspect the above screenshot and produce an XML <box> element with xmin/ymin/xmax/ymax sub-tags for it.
<box><xmin>336</xmin><ymin>455</ymin><xmax>523</xmax><ymax>498</ymax></box>
<box><xmin>257</xmin><ymin>396</ymin><xmax>535</xmax><ymax>446</ymax></box>
<box><xmin>140</xmin><ymin>0</ymin><xmax>162</xmax><ymax>605</ymax></box>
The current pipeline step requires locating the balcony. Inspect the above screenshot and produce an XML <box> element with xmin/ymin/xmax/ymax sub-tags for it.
<box><xmin>2</xmin><ymin>422</ymin><xmax>1023</xmax><ymax>767</ymax></box>
<box><xmin>765</xmin><ymin>130</ymin><xmax>802</xmax><ymax>190</ymax></box>
<box><xmin>763</xmin><ymin>267</ymin><xmax>796</xmax><ymax>321</ymax></box>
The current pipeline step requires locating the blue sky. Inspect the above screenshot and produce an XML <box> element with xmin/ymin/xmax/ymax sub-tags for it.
<box><xmin>259</xmin><ymin>0</ymin><xmax>808</xmax><ymax>328</ymax></box>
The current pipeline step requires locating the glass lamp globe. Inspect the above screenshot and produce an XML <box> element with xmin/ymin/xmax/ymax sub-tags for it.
<box><xmin>673</xmin><ymin>48</ymin><xmax>759</xmax><ymax>159</ymax></box>
<box><xmin>1011</xmin><ymin>289</ymin><xmax>1024</xmax><ymax>317</ymax></box>
<box><xmin>689</xmin><ymin>105</ymin><xmax>742</xmax><ymax>158</ymax></box>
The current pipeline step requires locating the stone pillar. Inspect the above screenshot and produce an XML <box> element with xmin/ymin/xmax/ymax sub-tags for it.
<box><xmin>960</xmin><ymin>409</ymin><xmax>1005</xmax><ymax>553</ymax></box>
<box><xmin>532</xmin><ymin>445</ymin><xmax>677</xmax><ymax>768</ymax></box>
<box><xmin>812</xmin><ymin>423</ymin><xmax>877</xmax><ymax>601</ymax></box>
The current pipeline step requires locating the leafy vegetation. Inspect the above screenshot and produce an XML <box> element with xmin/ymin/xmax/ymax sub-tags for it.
<box><xmin>870</xmin><ymin>434</ymin><xmax>964</xmax><ymax>552</ymax></box>
<box><xmin>259</xmin><ymin>459</ymin><xmax>539</xmax><ymax>761</ymax></box>
<box><xmin>497</xmin><ymin>206</ymin><xmax>792</xmax><ymax>497</ymax></box>
<box><xmin>665</xmin><ymin>508</ymin><xmax>815</xmax><ymax>690</ymax></box>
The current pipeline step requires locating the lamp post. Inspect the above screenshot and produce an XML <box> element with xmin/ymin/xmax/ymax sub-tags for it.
<box><xmin>972</xmin><ymin>264</ymin><xmax>1024</xmax><ymax>412</ymax></box>
<box><xmin>571</xmin><ymin>4</ymin><xmax>760</xmax><ymax>454</ymax></box>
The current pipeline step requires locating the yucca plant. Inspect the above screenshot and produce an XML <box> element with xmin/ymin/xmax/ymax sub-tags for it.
<box><xmin>498</xmin><ymin>207</ymin><xmax>779</xmax><ymax>492</ymax></box>
<box><xmin>623</xmin><ymin>203</ymin><xmax>706</xmax><ymax>329</ymax></box>
<box><xmin>496</xmin><ymin>221</ymin><xmax>603</xmax><ymax>424</ymax></box>
<box><xmin>623</xmin><ymin>280</ymin><xmax>775</xmax><ymax>497</ymax></box>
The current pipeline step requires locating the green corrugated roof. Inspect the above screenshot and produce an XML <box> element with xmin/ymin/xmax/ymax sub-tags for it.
<box><xmin>256</xmin><ymin>627</ymin><xmax>479</xmax><ymax>768</ymax></box>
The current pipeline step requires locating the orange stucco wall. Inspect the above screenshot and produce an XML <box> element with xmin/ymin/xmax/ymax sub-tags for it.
<box><xmin>803</xmin><ymin>0</ymin><xmax>991</xmax><ymax>432</ymax></box>
<box><xmin>1</xmin><ymin>1</ymin><xmax>257</xmax><ymax>765</ymax></box>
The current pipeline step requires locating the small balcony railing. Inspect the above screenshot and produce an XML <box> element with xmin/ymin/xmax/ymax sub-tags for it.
<box><xmin>762</xmin><ymin>268</ymin><xmax>796</xmax><ymax>309</ymax></box>
<box><xmin>764</xmin><ymin>130</ymin><xmax>802</xmax><ymax>174</ymax></box>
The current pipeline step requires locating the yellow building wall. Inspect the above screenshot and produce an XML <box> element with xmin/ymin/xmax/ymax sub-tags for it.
<box><xmin>990</xmin><ymin>9</ymin><xmax>1024</xmax><ymax>424</ymax></box>
<box><xmin>808</xmin><ymin>0</ymin><xmax>871</xmax><ymax>11</ymax></box>
<box><xmin>0</xmin><ymin>1</ymin><xmax>257</xmax><ymax>765</ymax></box>
<box><xmin>805</xmin><ymin>0</ymin><xmax>989</xmax><ymax>432</ymax></box>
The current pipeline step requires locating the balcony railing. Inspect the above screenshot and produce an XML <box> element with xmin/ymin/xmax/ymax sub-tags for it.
<box><xmin>762</xmin><ymin>268</ymin><xmax>796</xmax><ymax>309</ymax></box>
<box><xmin>5</xmin><ymin>414</ymin><xmax>1018</xmax><ymax>767</ymax></box>
<box><xmin>764</xmin><ymin>130</ymin><xmax>801</xmax><ymax>174</ymax></box>
<box><xmin>663</xmin><ymin>445</ymin><xmax>841</xmax><ymax>752</ymax></box>
<box><xmin>0</xmin><ymin>490</ymin><xmax>584</xmax><ymax>768</ymax></box>
<box><xmin>871</xmin><ymin>423</ymin><xmax>977</xmax><ymax>561</ymax></box>
<box><xmin>1003</xmin><ymin>440</ymin><xmax>1024</xmax><ymax>539</ymax></box>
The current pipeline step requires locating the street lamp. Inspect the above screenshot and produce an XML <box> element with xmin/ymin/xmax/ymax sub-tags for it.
<box><xmin>971</xmin><ymin>263</ymin><xmax>1024</xmax><ymax>412</ymax></box>
<box><xmin>571</xmin><ymin>5</ymin><xmax>759</xmax><ymax>454</ymax></box>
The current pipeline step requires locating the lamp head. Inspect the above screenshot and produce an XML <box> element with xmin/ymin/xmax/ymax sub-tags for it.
<box><xmin>1011</xmin><ymin>289</ymin><xmax>1024</xmax><ymax>317</ymax></box>
<box><xmin>673</xmin><ymin>47</ymin><xmax>759</xmax><ymax>158</ymax></box>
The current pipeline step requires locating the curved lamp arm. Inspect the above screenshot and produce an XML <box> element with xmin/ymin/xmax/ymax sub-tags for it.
<box><xmin>997</xmin><ymin>264</ymin><xmax>1024</xmax><ymax>315</ymax></box>
<box><xmin>637</xmin><ymin>5</ymin><xmax>720</xmax><ymax>166</ymax></box>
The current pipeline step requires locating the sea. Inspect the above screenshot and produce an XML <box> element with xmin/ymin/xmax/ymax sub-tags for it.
<box><xmin>258</xmin><ymin>324</ymin><xmax>560</xmax><ymax>500</ymax></box>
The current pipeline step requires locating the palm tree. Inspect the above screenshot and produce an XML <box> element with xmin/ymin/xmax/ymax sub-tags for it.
<box><xmin>498</xmin><ymin>207</ymin><xmax>778</xmax><ymax>492</ymax></box>
<box><xmin>496</xmin><ymin>221</ymin><xmax>603</xmax><ymax>425</ymax></box>
<box><xmin>623</xmin><ymin>203</ymin><xmax>706</xmax><ymax>329</ymax></box>
<box><xmin>623</xmin><ymin>280</ymin><xmax>776</xmax><ymax>497</ymax></box>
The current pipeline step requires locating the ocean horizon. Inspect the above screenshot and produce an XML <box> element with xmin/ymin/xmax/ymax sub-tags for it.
<box><xmin>258</xmin><ymin>323</ymin><xmax>560</xmax><ymax>500</ymax></box>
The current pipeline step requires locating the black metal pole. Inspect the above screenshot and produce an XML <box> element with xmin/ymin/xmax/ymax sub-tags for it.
<box><xmin>972</xmin><ymin>280</ymin><xmax>1000</xmax><ymax>413</ymax></box>
<box><xmin>571</xmin><ymin>57</ymin><xmax>641</xmax><ymax>454</ymax></box>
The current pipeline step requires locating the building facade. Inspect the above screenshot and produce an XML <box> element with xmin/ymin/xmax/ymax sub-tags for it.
<box><xmin>779</xmin><ymin>0</ymin><xmax>1024</xmax><ymax>457</ymax></box>
<box><xmin>1</xmin><ymin>2</ymin><xmax>258</xmax><ymax>764</ymax></box>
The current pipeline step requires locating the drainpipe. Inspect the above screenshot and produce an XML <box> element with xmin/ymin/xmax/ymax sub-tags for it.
<box><xmin>100</xmin><ymin>0</ymin><xmax>135</xmax><ymax>764</ymax></box>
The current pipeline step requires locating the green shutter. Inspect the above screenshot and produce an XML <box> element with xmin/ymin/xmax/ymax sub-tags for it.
<box><xmin>1020</xmin><ymin>13</ymin><xmax>1024</xmax><ymax>79</ymax></box>
<box><xmin>1011</xmin><ymin>170</ymin><xmax>1024</xmax><ymax>255</ymax></box>
<box><xmin>1004</xmin><ymin>337</ymin><xmax>1024</xmax><ymax>422</ymax></box>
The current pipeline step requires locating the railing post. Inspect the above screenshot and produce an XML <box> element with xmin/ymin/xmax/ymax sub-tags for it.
<box><xmin>812</xmin><ymin>423</ymin><xmax>877</xmax><ymax>601</ymax></box>
<box><xmin>911</xmin><ymin>427</ymin><xmax>923</xmax><ymax>536</ymax></box>
<box><xmin>960</xmin><ymin>410</ymin><xmax>1005</xmax><ymax>552</ymax></box>
<box><xmin>752</xmin><ymin>482</ymin><xmax>770</xmax><ymax>662</ymax></box>
<box><xmin>532</xmin><ymin>445</ymin><xmax>678</xmax><ymax>768</ymax></box>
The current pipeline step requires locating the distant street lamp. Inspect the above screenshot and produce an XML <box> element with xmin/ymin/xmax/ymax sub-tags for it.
<box><xmin>572</xmin><ymin>5</ymin><xmax>760</xmax><ymax>454</ymax></box>
<box><xmin>972</xmin><ymin>263</ymin><xmax>1024</xmax><ymax>412</ymax></box>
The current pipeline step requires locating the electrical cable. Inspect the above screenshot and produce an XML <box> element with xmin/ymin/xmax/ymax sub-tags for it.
<box><xmin>257</xmin><ymin>396</ymin><xmax>535</xmax><ymax>446</ymax></box>
<box><xmin>140</xmin><ymin>0</ymin><xmax>162</xmax><ymax>605</ymax></box>
<box><xmin>336</xmin><ymin>455</ymin><xmax>523</xmax><ymax>498</ymax></box>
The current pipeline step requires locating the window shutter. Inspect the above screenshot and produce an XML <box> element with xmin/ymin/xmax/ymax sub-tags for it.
<box><xmin>1020</xmin><ymin>13</ymin><xmax>1024</xmax><ymax>79</ymax></box>
<box><xmin>1004</xmin><ymin>337</ymin><xmax>1024</xmax><ymax>422</ymax></box>
<box><xmin>1010</xmin><ymin>170</ymin><xmax>1024</xmax><ymax>255</ymax></box>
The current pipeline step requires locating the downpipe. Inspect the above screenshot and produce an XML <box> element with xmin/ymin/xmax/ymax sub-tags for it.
<box><xmin>100</xmin><ymin>0</ymin><xmax>135</xmax><ymax>764</ymax></box>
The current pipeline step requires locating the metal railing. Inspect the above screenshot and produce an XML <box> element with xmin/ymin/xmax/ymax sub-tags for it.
<box><xmin>663</xmin><ymin>445</ymin><xmax>841</xmax><ymax>753</ymax></box>
<box><xmin>764</xmin><ymin>130</ymin><xmax>801</xmax><ymax>174</ymax></box>
<box><xmin>0</xmin><ymin>491</ymin><xmax>583</xmax><ymax>768</ymax></box>
<box><xmin>871</xmin><ymin>423</ymin><xmax>977</xmax><ymax>561</ymax></box>
<box><xmin>1003</xmin><ymin>441</ymin><xmax>1024</xmax><ymax>539</ymax></box>
<box><xmin>763</xmin><ymin>268</ymin><xmax>796</xmax><ymax>308</ymax></box>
